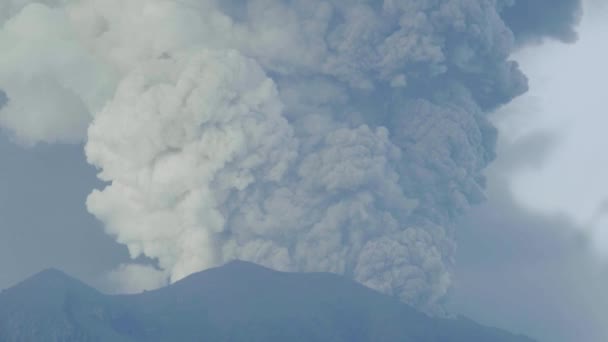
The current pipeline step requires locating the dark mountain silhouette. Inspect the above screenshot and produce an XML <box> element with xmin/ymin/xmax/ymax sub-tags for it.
<box><xmin>0</xmin><ymin>261</ymin><xmax>535</xmax><ymax>342</ymax></box>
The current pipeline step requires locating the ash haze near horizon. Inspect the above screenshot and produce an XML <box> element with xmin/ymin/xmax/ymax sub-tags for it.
<box><xmin>0</xmin><ymin>0</ymin><xmax>605</xmax><ymax>340</ymax></box>
<box><xmin>449</xmin><ymin>1</ymin><xmax>608</xmax><ymax>341</ymax></box>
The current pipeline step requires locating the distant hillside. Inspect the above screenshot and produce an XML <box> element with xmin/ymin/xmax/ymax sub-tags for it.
<box><xmin>0</xmin><ymin>261</ymin><xmax>535</xmax><ymax>342</ymax></box>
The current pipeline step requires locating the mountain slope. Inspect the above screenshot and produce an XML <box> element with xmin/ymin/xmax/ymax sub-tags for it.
<box><xmin>0</xmin><ymin>269</ymin><xmax>131</xmax><ymax>342</ymax></box>
<box><xmin>0</xmin><ymin>262</ymin><xmax>535</xmax><ymax>342</ymax></box>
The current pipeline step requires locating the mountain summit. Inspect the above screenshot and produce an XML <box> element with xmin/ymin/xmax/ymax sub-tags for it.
<box><xmin>0</xmin><ymin>262</ymin><xmax>535</xmax><ymax>342</ymax></box>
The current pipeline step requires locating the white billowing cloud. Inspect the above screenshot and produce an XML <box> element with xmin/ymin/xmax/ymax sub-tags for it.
<box><xmin>0</xmin><ymin>0</ymin><xmax>556</xmax><ymax>313</ymax></box>
<box><xmin>0</xmin><ymin>3</ymin><xmax>116</xmax><ymax>145</ymax></box>
<box><xmin>86</xmin><ymin>49</ymin><xmax>296</xmax><ymax>283</ymax></box>
<box><xmin>0</xmin><ymin>77</ymin><xmax>90</xmax><ymax>145</ymax></box>
<box><xmin>104</xmin><ymin>263</ymin><xmax>167</xmax><ymax>294</ymax></box>
<box><xmin>65</xmin><ymin>0</ymin><xmax>219</xmax><ymax>71</ymax></box>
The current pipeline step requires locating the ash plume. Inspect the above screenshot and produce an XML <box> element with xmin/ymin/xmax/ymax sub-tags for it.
<box><xmin>0</xmin><ymin>0</ymin><xmax>581</xmax><ymax>312</ymax></box>
<box><xmin>501</xmin><ymin>0</ymin><xmax>583</xmax><ymax>43</ymax></box>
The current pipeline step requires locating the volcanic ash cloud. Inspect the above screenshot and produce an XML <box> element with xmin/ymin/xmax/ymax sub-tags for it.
<box><xmin>0</xmin><ymin>0</ymin><xmax>581</xmax><ymax>312</ymax></box>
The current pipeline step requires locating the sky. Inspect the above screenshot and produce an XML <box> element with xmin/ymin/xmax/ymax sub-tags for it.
<box><xmin>0</xmin><ymin>135</ymin><xmax>128</xmax><ymax>288</ymax></box>
<box><xmin>0</xmin><ymin>1</ymin><xmax>606</xmax><ymax>341</ymax></box>
<box><xmin>449</xmin><ymin>1</ymin><xmax>608</xmax><ymax>340</ymax></box>
<box><xmin>501</xmin><ymin>2</ymin><xmax>608</xmax><ymax>257</ymax></box>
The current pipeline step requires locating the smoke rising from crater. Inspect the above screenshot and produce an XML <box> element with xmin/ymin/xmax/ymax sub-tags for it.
<box><xmin>0</xmin><ymin>0</ymin><xmax>581</xmax><ymax>311</ymax></box>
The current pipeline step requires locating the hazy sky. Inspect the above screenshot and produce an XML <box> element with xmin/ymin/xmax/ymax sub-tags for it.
<box><xmin>0</xmin><ymin>135</ymin><xmax>128</xmax><ymax>288</ymax></box>
<box><xmin>449</xmin><ymin>1</ymin><xmax>608</xmax><ymax>341</ymax></box>
<box><xmin>499</xmin><ymin>1</ymin><xmax>608</xmax><ymax>256</ymax></box>
<box><xmin>0</xmin><ymin>1</ymin><xmax>606</xmax><ymax>341</ymax></box>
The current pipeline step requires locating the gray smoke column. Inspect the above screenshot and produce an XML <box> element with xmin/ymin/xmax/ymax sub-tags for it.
<box><xmin>501</xmin><ymin>0</ymin><xmax>582</xmax><ymax>43</ymax></box>
<box><xmin>0</xmin><ymin>0</ymin><xmax>580</xmax><ymax>312</ymax></box>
